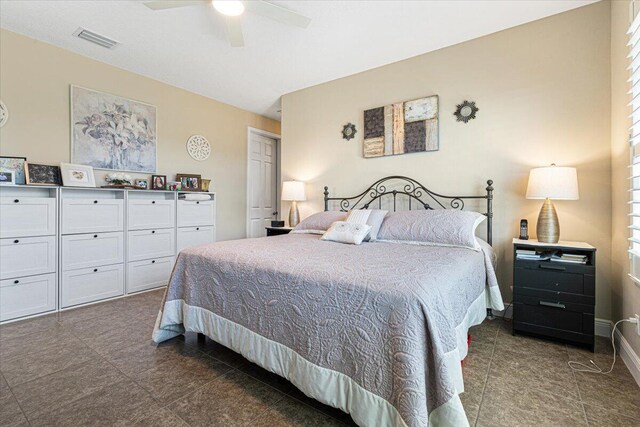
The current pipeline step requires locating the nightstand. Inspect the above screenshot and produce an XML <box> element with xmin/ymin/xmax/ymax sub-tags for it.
<box><xmin>265</xmin><ymin>226</ymin><xmax>293</xmax><ymax>237</ymax></box>
<box><xmin>512</xmin><ymin>238</ymin><xmax>596</xmax><ymax>351</ymax></box>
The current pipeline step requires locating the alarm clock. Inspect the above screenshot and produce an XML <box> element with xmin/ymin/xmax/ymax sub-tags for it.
<box><xmin>519</xmin><ymin>219</ymin><xmax>529</xmax><ymax>240</ymax></box>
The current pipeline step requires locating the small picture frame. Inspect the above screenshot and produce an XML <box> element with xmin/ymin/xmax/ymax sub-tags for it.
<box><xmin>60</xmin><ymin>162</ymin><xmax>96</xmax><ymax>187</ymax></box>
<box><xmin>25</xmin><ymin>163</ymin><xmax>62</xmax><ymax>186</ymax></box>
<box><xmin>0</xmin><ymin>156</ymin><xmax>27</xmax><ymax>185</ymax></box>
<box><xmin>151</xmin><ymin>175</ymin><xmax>166</xmax><ymax>190</ymax></box>
<box><xmin>135</xmin><ymin>179</ymin><xmax>148</xmax><ymax>189</ymax></box>
<box><xmin>166</xmin><ymin>181</ymin><xmax>182</xmax><ymax>191</ymax></box>
<box><xmin>0</xmin><ymin>169</ymin><xmax>16</xmax><ymax>186</ymax></box>
<box><xmin>176</xmin><ymin>174</ymin><xmax>201</xmax><ymax>192</ymax></box>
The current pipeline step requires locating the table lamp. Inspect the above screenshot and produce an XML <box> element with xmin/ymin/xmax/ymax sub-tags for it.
<box><xmin>526</xmin><ymin>164</ymin><xmax>579</xmax><ymax>243</ymax></box>
<box><xmin>282</xmin><ymin>181</ymin><xmax>306</xmax><ymax>227</ymax></box>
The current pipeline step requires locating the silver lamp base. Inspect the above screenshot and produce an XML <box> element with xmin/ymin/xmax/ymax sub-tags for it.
<box><xmin>288</xmin><ymin>200</ymin><xmax>300</xmax><ymax>227</ymax></box>
<box><xmin>536</xmin><ymin>198</ymin><xmax>559</xmax><ymax>243</ymax></box>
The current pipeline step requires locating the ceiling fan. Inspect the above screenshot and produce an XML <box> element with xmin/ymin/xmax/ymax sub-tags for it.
<box><xmin>143</xmin><ymin>0</ymin><xmax>311</xmax><ymax>47</ymax></box>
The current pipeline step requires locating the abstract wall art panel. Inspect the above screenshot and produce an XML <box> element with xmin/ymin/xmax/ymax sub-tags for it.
<box><xmin>363</xmin><ymin>95</ymin><xmax>438</xmax><ymax>158</ymax></box>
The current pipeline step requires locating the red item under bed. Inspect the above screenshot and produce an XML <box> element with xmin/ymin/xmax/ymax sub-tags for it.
<box><xmin>462</xmin><ymin>334</ymin><xmax>472</xmax><ymax>366</ymax></box>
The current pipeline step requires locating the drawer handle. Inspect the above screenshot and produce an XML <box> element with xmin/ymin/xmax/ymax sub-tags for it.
<box><xmin>151</xmin><ymin>260</ymin><xmax>156</xmax><ymax>264</ymax></box>
<box><xmin>93</xmin><ymin>234</ymin><xmax>98</xmax><ymax>238</ymax></box>
<box><xmin>152</xmin><ymin>201</ymin><xmax>156</xmax><ymax>204</ymax></box>
<box><xmin>13</xmin><ymin>239</ymin><xmax>19</xmax><ymax>244</ymax></box>
<box><xmin>538</xmin><ymin>264</ymin><xmax>566</xmax><ymax>272</ymax></box>
<box><xmin>539</xmin><ymin>301</ymin><xmax>566</xmax><ymax>309</ymax></box>
<box><xmin>93</xmin><ymin>200</ymin><xmax>98</xmax><ymax>204</ymax></box>
<box><xmin>151</xmin><ymin>230</ymin><xmax>156</xmax><ymax>234</ymax></box>
<box><xmin>14</xmin><ymin>280</ymin><xmax>19</xmax><ymax>284</ymax></box>
<box><xmin>13</xmin><ymin>199</ymin><xmax>19</xmax><ymax>203</ymax></box>
<box><xmin>196</xmin><ymin>227</ymin><xmax>200</xmax><ymax>231</ymax></box>
<box><xmin>93</xmin><ymin>268</ymin><xmax>98</xmax><ymax>272</ymax></box>
<box><xmin>196</xmin><ymin>201</ymin><xmax>200</xmax><ymax>204</ymax></box>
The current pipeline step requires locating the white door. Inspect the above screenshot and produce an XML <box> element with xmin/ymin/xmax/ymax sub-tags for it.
<box><xmin>247</xmin><ymin>133</ymin><xmax>277</xmax><ymax>238</ymax></box>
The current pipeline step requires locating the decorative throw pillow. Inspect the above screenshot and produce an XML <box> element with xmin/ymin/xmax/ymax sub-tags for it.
<box><xmin>346</xmin><ymin>209</ymin><xmax>388</xmax><ymax>241</ymax></box>
<box><xmin>321</xmin><ymin>221</ymin><xmax>372</xmax><ymax>245</ymax></box>
<box><xmin>377</xmin><ymin>210</ymin><xmax>485</xmax><ymax>250</ymax></box>
<box><xmin>291</xmin><ymin>211</ymin><xmax>348</xmax><ymax>235</ymax></box>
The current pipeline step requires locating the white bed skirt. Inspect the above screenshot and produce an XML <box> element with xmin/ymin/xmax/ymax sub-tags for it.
<box><xmin>153</xmin><ymin>290</ymin><xmax>490</xmax><ymax>427</ymax></box>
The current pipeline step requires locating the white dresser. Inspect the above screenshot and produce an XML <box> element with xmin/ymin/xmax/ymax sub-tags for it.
<box><xmin>0</xmin><ymin>186</ymin><xmax>216</xmax><ymax>322</ymax></box>
<box><xmin>0</xmin><ymin>186</ymin><xmax>58</xmax><ymax>322</ymax></box>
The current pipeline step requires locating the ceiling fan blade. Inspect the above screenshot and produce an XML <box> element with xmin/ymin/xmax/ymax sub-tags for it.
<box><xmin>244</xmin><ymin>1</ymin><xmax>311</xmax><ymax>29</ymax></box>
<box><xmin>143</xmin><ymin>1</ymin><xmax>206</xmax><ymax>11</ymax></box>
<box><xmin>225</xmin><ymin>17</ymin><xmax>244</xmax><ymax>47</ymax></box>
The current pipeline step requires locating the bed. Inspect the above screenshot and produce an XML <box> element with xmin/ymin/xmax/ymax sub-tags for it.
<box><xmin>153</xmin><ymin>176</ymin><xmax>504</xmax><ymax>427</ymax></box>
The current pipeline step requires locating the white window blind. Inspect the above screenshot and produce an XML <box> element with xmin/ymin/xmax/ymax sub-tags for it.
<box><xmin>629</xmin><ymin>8</ymin><xmax>640</xmax><ymax>285</ymax></box>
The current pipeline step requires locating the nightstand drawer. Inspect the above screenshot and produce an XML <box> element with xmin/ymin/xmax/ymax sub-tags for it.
<box><xmin>514</xmin><ymin>267</ymin><xmax>585</xmax><ymax>295</ymax></box>
<box><xmin>514</xmin><ymin>296</ymin><xmax>594</xmax><ymax>336</ymax></box>
<box><xmin>514</xmin><ymin>286</ymin><xmax>594</xmax><ymax>306</ymax></box>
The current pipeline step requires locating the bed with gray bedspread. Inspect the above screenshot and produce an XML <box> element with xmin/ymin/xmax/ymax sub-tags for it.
<box><xmin>153</xmin><ymin>233</ymin><xmax>503</xmax><ymax>427</ymax></box>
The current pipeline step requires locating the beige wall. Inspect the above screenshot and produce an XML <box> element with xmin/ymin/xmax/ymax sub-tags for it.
<box><xmin>281</xmin><ymin>2</ymin><xmax>612</xmax><ymax>317</ymax></box>
<box><xmin>0</xmin><ymin>29</ymin><xmax>280</xmax><ymax>241</ymax></box>
<box><xmin>611</xmin><ymin>0</ymin><xmax>640</xmax><ymax>355</ymax></box>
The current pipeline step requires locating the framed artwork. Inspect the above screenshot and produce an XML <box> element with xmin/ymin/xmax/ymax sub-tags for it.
<box><xmin>363</xmin><ymin>95</ymin><xmax>439</xmax><ymax>158</ymax></box>
<box><xmin>0</xmin><ymin>169</ymin><xmax>16</xmax><ymax>186</ymax></box>
<box><xmin>71</xmin><ymin>85</ymin><xmax>157</xmax><ymax>173</ymax></box>
<box><xmin>166</xmin><ymin>181</ymin><xmax>182</xmax><ymax>191</ymax></box>
<box><xmin>176</xmin><ymin>174</ymin><xmax>201</xmax><ymax>192</ymax></box>
<box><xmin>0</xmin><ymin>156</ymin><xmax>26</xmax><ymax>184</ymax></box>
<box><xmin>135</xmin><ymin>179</ymin><xmax>148</xmax><ymax>189</ymax></box>
<box><xmin>60</xmin><ymin>162</ymin><xmax>96</xmax><ymax>187</ymax></box>
<box><xmin>151</xmin><ymin>175</ymin><xmax>166</xmax><ymax>190</ymax></box>
<box><xmin>25</xmin><ymin>163</ymin><xmax>62</xmax><ymax>186</ymax></box>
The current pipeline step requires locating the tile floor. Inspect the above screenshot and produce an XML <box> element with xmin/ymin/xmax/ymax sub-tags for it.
<box><xmin>0</xmin><ymin>289</ymin><xmax>638</xmax><ymax>426</ymax></box>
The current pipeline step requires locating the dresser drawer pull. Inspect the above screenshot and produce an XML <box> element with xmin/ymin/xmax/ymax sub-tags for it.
<box><xmin>14</xmin><ymin>280</ymin><xmax>19</xmax><ymax>284</ymax></box>
<box><xmin>539</xmin><ymin>301</ymin><xmax>566</xmax><ymax>309</ymax></box>
<box><xmin>13</xmin><ymin>199</ymin><xmax>19</xmax><ymax>203</ymax></box>
<box><xmin>13</xmin><ymin>239</ymin><xmax>19</xmax><ymax>244</ymax></box>
<box><xmin>538</xmin><ymin>264</ymin><xmax>566</xmax><ymax>272</ymax></box>
<box><xmin>152</xmin><ymin>201</ymin><xmax>156</xmax><ymax>204</ymax></box>
<box><xmin>93</xmin><ymin>234</ymin><xmax>98</xmax><ymax>238</ymax></box>
<box><xmin>93</xmin><ymin>200</ymin><xmax>98</xmax><ymax>204</ymax></box>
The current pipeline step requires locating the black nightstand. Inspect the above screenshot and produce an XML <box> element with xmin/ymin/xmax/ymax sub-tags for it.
<box><xmin>265</xmin><ymin>226</ymin><xmax>293</xmax><ymax>237</ymax></box>
<box><xmin>512</xmin><ymin>238</ymin><xmax>596</xmax><ymax>351</ymax></box>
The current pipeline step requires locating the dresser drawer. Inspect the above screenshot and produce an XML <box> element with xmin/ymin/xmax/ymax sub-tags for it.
<box><xmin>127</xmin><ymin>229</ymin><xmax>175</xmax><ymax>262</ymax></box>
<box><xmin>0</xmin><ymin>236</ymin><xmax>56</xmax><ymax>280</ymax></box>
<box><xmin>0</xmin><ymin>273</ymin><xmax>56</xmax><ymax>322</ymax></box>
<box><xmin>61</xmin><ymin>264</ymin><xmax>124</xmax><ymax>308</ymax></box>
<box><xmin>62</xmin><ymin>232</ymin><xmax>124</xmax><ymax>271</ymax></box>
<box><xmin>514</xmin><ymin>286</ymin><xmax>595</xmax><ymax>306</ymax></box>
<box><xmin>127</xmin><ymin>256</ymin><xmax>174</xmax><ymax>294</ymax></box>
<box><xmin>0</xmin><ymin>197</ymin><xmax>56</xmax><ymax>238</ymax></box>
<box><xmin>62</xmin><ymin>199</ymin><xmax>124</xmax><ymax>234</ymax></box>
<box><xmin>514</xmin><ymin>267</ymin><xmax>586</xmax><ymax>295</ymax></box>
<box><xmin>128</xmin><ymin>199</ymin><xmax>175</xmax><ymax>231</ymax></box>
<box><xmin>177</xmin><ymin>200</ymin><xmax>214</xmax><ymax>227</ymax></box>
<box><xmin>177</xmin><ymin>226</ymin><xmax>215</xmax><ymax>252</ymax></box>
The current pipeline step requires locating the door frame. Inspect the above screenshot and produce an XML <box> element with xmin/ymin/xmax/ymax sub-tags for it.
<box><xmin>246</xmin><ymin>127</ymin><xmax>281</xmax><ymax>238</ymax></box>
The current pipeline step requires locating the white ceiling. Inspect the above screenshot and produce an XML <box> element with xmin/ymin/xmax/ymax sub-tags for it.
<box><xmin>0</xmin><ymin>0</ymin><xmax>595</xmax><ymax>120</ymax></box>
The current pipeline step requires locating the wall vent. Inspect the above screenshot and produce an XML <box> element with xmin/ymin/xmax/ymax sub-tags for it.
<box><xmin>73</xmin><ymin>27</ymin><xmax>119</xmax><ymax>49</ymax></box>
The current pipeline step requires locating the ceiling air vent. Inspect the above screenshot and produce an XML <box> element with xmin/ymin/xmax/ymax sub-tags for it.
<box><xmin>73</xmin><ymin>27</ymin><xmax>119</xmax><ymax>49</ymax></box>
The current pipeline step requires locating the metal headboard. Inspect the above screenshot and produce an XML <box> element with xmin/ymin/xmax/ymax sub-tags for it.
<box><xmin>323</xmin><ymin>175</ymin><xmax>494</xmax><ymax>245</ymax></box>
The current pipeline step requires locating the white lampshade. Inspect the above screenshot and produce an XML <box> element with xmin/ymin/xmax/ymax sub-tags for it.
<box><xmin>526</xmin><ymin>165</ymin><xmax>579</xmax><ymax>200</ymax></box>
<box><xmin>282</xmin><ymin>181</ymin><xmax>306</xmax><ymax>201</ymax></box>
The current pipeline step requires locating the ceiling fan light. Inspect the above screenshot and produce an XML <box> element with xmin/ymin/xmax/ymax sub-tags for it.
<box><xmin>212</xmin><ymin>0</ymin><xmax>245</xmax><ymax>17</ymax></box>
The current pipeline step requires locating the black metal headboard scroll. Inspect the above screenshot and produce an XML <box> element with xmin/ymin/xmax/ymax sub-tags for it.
<box><xmin>323</xmin><ymin>175</ymin><xmax>494</xmax><ymax>245</ymax></box>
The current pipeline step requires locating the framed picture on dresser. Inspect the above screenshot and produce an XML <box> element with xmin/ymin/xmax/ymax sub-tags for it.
<box><xmin>25</xmin><ymin>163</ymin><xmax>63</xmax><ymax>186</ymax></box>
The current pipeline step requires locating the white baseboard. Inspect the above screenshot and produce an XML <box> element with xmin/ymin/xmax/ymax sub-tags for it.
<box><xmin>615</xmin><ymin>327</ymin><xmax>640</xmax><ymax>387</ymax></box>
<box><xmin>595</xmin><ymin>318</ymin><xmax>612</xmax><ymax>337</ymax></box>
<box><xmin>491</xmin><ymin>302</ymin><xmax>513</xmax><ymax>319</ymax></box>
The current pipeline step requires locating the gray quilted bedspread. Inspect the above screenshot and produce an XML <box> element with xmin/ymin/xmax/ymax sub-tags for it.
<box><xmin>157</xmin><ymin>233</ymin><xmax>501</xmax><ymax>426</ymax></box>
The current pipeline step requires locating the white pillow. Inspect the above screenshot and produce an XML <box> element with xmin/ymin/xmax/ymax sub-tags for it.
<box><xmin>346</xmin><ymin>209</ymin><xmax>388</xmax><ymax>241</ymax></box>
<box><xmin>321</xmin><ymin>221</ymin><xmax>372</xmax><ymax>245</ymax></box>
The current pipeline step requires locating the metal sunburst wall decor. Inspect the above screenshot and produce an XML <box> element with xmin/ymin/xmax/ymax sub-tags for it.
<box><xmin>342</xmin><ymin>123</ymin><xmax>357</xmax><ymax>141</ymax></box>
<box><xmin>0</xmin><ymin>100</ymin><xmax>8</xmax><ymax>128</ymax></box>
<box><xmin>454</xmin><ymin>100</ymin><xmax>479</xmax><ymax>123</ymax></box>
